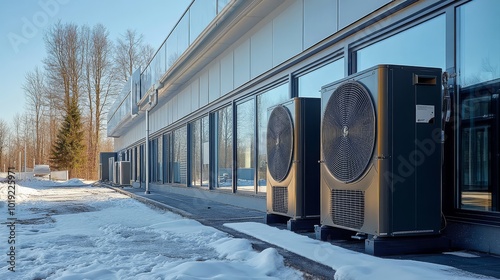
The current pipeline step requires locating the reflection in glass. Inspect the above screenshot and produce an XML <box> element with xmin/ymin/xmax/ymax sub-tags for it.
<box><xmin>298</xmin><ymin>59</ymin><xmax>344</xmax><ymax>98</ymax></box>
<box><xmin>356</xmin><ymin>15</ymin><xmax>445</xmax><ymax>72</ymax></box>
<box><xmin>157</xmin><ymin>136</ymin><xmax>163</xmax><ymax>183</ymax></box>
<box><xmin>236</xmin><ymin>99</ymin><xmax>255</xmax><ymax>192</ymax></box>
<box><xmin>216</xmin><ymin>106</ymin><xmax>233</xmax><ymax>190</ymax></box>
<box><xmin>257</xmin><ymin>84</ymin><xmax>289</xmax><ymax>193</ymax></box>
<box><xmin>457</xmin><ymin>0</ymin><xmax>500</xmax><ymax>87</ymax></box>
<box><xmin>191</xmin><ymin>119</ymin><xmax>201</xmax><ymax>186</ymax></box>
<box><xmin>150</xmin><ymin>139</ymin><xmax>157</xmax><ymax>182</ymax></box>
<box><xmin>457</xmin><ymin>0</ymin><xmax>499</xmax><ymax>212</ymax></box>
<box><xmin>461</xmin><ymin>126</ymin><xmax>491</xmax><ymax>211</ymax></box>
<box><xmin>202</xmin><ymin>116</ymin><xmax>210</xmax><ymax>187</ymax></box>
<box><xmin>190</xmin><ymin>116</ymin><xmax>209</xmax><ymax>187</ymax></box>
<box><xmin>173</xmin><ymin>126</ymin><xmax>187</xmax><ymax>184</ymax></box>
<box><xmin>163</xmin><ymin>134</ymin><xmax>170</xmax><ymax>183</ymax></box>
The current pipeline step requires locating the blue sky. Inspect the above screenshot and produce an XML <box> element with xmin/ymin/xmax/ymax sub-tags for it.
<box><xmin>0</xmin><ymin>0</ymin><xmax>191</xmax><ymax>123</ymax></box>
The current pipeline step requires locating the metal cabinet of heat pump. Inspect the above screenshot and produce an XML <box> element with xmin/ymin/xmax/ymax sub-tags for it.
<box><xmin>320</xmin><ymin>65</ymin><xmax>442</xmax><ymax>237</ymax></box>
<box><xmin>266</xmin><ymin>97</ymin><xmax>321</xmax><ymax>224</ymax></box>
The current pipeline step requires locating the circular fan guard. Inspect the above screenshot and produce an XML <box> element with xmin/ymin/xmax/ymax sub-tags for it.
<box><xmin>322</xmin><ymin>81</ymin><xmax>376</xmax><ymax>183</ymax></box>
<box><xmin>267</xmin><ymin>105</ymin><xmax>294</xmax><ymax>182</ymax></box>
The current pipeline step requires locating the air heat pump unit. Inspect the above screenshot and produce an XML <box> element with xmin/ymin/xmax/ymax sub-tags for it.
<box><xmin>266</xmin><ymin>97</ymin><xmax>321</xmax><ymax>230</ymax></box>
<box><xmin>115</xmin><ymin>161</ymin><xmax>131</xmax><ymax>186</ymax></box>
<box><xmin>320</xmin><ymin>65</ymin><xmax>442</xmax><ymax>237</ymax></box>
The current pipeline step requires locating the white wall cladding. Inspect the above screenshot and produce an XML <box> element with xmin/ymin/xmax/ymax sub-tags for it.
<box><xmin>272</xmin><ymin>0</ymin><xmax>303</xmax><ymax>66</ymax></box>
<box><xmin>191</xmin><ymin>78</ymin><xmax>200</xmax><ymax>111</ymax></box>
<box><xmin>200</xmin><ymin>71</ymin><xmax>209</xmax><ymax>107</ymax></box>
<box><xmin>250</xmin><ymin>21</ymin><xmax>273</xmax><ymax>79</ymax></box>
<box><xmin>208</xmin><ymin>61</ymin><xmax>221</xmax><ymax>103</ymax></box>
<box><xmin>233</xmin><ymin>40</ymin><xmax>250</xmax><ymax>88</ymax></box>
<box><xmin>220</xmin><ymin>52</ymin><xmax>234</xmax><ymax>95</ymax></box>
<box><xmin>338</xmin><ymin>0</ymin><xmax>392</xmax><ymax>29</ymax></box>
<box><xmin>115</xmin><ymin>0</ymin><xmax>396</xmax><ymax>150</ymax></box>
<box><xmin>179</xmin><ymin>88</ymin><xmax>190</xmax><ymax>120</ymax></box>
<box><xmin>304</xmin><ymin>0</ymin><xmax>338</xmax><ymax>49</ymax></box>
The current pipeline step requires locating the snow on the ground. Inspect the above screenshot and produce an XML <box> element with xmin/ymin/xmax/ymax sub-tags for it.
<box><xmin>225</xmin><ymin>222</ymin><xmax>497</xmax><ymax>280</ymax></box>
<box><xmin>0</xmin><ymin>181</ymin><xmax>303</xmax><ymax>280</ymax></box>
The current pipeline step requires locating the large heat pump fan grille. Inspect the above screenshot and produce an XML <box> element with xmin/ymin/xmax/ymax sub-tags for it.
<box><xmin>267</xmin><ymin>105</ymin><xmax>294</xmax><ymax>182</ymax></box>
<box><xmin>322</xmin><ymin>81</ymin><xmax>376</xmax><ymax>183</ymax></box>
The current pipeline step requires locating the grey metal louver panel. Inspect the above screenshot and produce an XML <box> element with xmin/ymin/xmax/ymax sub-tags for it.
<box><xmin>272</xmin><ymin>186</ymin><xmax>288</xmax><ymax>214</ymax></box>
<box><xmin>322</xmin><ymin>81</ymin><xmax>376</xmax><ymax>183</ymax></box>
<box><xmin>331</xmin><ymin>189</ymin><xmax>364</xmax><ymax>229</ymax></box>
<box><xmin>267</xmin><ymin>105</ymin><xmax>294</xmax><ymax>182</ymax></box>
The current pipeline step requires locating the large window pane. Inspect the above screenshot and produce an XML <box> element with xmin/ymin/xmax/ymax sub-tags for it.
<box><xmin>190</xmin><ymin>119</ymin><xmax>201</xmax><ymax>186</ymax></box>
<box><xmin>173</xmin><ymin>126</ymin><xmax>187</xmax><ymax>185</ymax></box>
<box><xmin>216</xmin><ymin>106</ymin><xmax>233</xmax><ymax>190</ymax></box>
<box><xmin>202</xmin><ymin>116</ymin><xmax>210</xmax><ymax>187</ymax></box>
<box><xmin>457</xmin><ymin>0</ymin><xmax>500</xmax><ymax>212</ymax></box>
<box><xmin>157</xmin><ymin>136</ymin><xmax>163</xmax><ymax>183</ymax></box>
<box><xmin>298</xmin><ymin>59</ymin><xmax>344</xmax><ymax>98</ymax></box>
<box><xmin>190</xmin><ymin>116</ymin><xmax>210</xmax><ymax>188</ymax></box>
<box><xmin>163</xmin><ymin>134</ymin><xmax>170</xmax><ymax>183</ymax></box>
<box><xmin>236</xmin><ymin>99</ymin><xmax>255</xmax><ymax>192</ymax></box>
<box><xmin>357</xmin><ymin>15</ymin><xmax>445</xmax><ymax>71</ymax></box>
<box><xmin>457</xmin><ymin>0</ymin><xmax>500</xmax><ymax>87</ymax></box>
<box><xmin>257</xmin><ymin>84</ymin><xmax>289</xmax><ymax>193</ymax></box>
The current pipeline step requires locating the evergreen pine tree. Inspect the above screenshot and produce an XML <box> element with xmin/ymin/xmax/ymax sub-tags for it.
<box><xmin>50</xmin><ymin>99</ymin><xmax>85</xmax><ymax>178</ymax></box>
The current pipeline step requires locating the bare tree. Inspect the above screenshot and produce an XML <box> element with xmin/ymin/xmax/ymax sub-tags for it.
<box><xmin>0</xmin><ymin>119</ymin><xmax>8</xmax><ymax>170</ymax></box>
<box><xmin>82</xmin><ymin>24</ymin><xmax>117</xmax><ymax>179</ymax></box>
<box><xmin>44</xmin><ymin>21</ymin><xmax>84</xmax><ymax>110</ymax></box>
<box><xmin>114</xmin><ymin>29</ymin><xmax>155</xmax><ymax>83</ymax></box>
<box><xmin>23</xmin><ymin>66</ymin><xmax>47</xmax><ymax>164</ymax></box>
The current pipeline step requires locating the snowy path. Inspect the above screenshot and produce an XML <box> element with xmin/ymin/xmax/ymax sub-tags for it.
<box><xmin>0</xmin><ymin>180</ymin><xmax>303</xmax><ymax>280</ymax></box>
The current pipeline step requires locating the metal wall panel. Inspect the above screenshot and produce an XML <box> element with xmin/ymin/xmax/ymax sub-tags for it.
<box><xmin>191</xmin><ymin>78</ymin><xmax>200</xmax><ymax>111</ymax></box>
<box><xmin>304</xmin><ymin>0</ymin><xmax>338</xmax><ymax>49</ymax></box>
<box><xmin>273</xmin><ymin>0</ymin><xmax>303</xmax><ymax>66</ymax></box>
<box><xmin>234</xmin><ymin>40</ymin><xmax>250</xmax><ymax>88</ymax></box>
<box><xmin>173</xmin><ymin>95</ymin><xmax>179</xmax><ymax>122</ymax></box>
<box><xmin>220</xmin><ymin>52</ymin><xmax>234</xmax><ymax>96</ymax></box>
<box><xmin>338</xmin><ymin>0</ymin><xmax>392</xmax><ymax>30</ymax></box>
<box><xmin>200</xmin><ymin>71</ymin><xmax>209</xmax><ymax>107</ymax></box>
<box><xmin>250</xmin><ymin>21</ymin><xmax>273</xmax><ymax>79</ymax></box>
<box><xmin>209</xmin><ymin>61</ymin><xmax>221</xmax><ymax>103</ymax></box>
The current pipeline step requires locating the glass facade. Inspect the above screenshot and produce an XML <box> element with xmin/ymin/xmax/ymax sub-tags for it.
<box><xmin>457</xmin><ymin>0</ymin><xmax>500</xmax><ymax>212</ymax></box>
<box><xmin>298</xmin><ymin>59</ymin><xmax>344</xmax><ymax>98</ymax></box>
<box><xmin>356</xmin><ymin>14</ymin><xmax>446</xmax><ymax>72</ymax></box>
<box><xmin>216</xmin><ymin>105</ymin><xmax>233</xmax><ymax>191</ymax></box>
<box><xmin>256</xmin><ymin>84</ymin><xmax>290</xmax><ymax>193</ymax></box>
<box><xmin>172</xmin><ymin>126</ymin><xmax>187</xmax><ymax>185</ymax></box>
<box><xmin>190</xmin><ymin>116</ymin><xmax>210</xmax><ymax>187</ymax></box>
<box><xmin>236</xmin><ymin>99</ymin><xmax>255</xmax><ymax>192</ymax></box>
<box><xmin>157</xmin><ymin>135</ymin><xmax>163</xmax><ymax>183</ymax></box>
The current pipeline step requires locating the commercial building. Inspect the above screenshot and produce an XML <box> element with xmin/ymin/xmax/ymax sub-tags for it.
<box><xmin>107</xmin><ymin>0</ymin><xmax>500</xmax><ymax>254</ymax></box>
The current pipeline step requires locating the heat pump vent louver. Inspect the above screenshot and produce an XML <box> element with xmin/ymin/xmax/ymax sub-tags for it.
<box><xmin>267</xmin><ymin>105</ymin><xmax>294</xmax><ymax>182</ymax></box>
<box><xmin>322</xmin><ymin>81</ymin><xmax>376</xmax><ymax>183</ymax></box>
<box><xmin>331</xmin><ymin>189</ymin><xmax>364</xmax><ymax>229</ymax></box>
<box><xmin>272</xmin><ymin>186</ymin><xmax>288</xmax><ymax>213</ymax></box>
